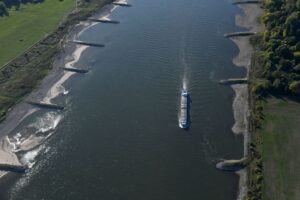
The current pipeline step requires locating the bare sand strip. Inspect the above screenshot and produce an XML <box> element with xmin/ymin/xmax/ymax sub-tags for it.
<box><xmin>230</xmin><ymin>4</ymin><xmax>263</xmax><ymax>200</ymax></box>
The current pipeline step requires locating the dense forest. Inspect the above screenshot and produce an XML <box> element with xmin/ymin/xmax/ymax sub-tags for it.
<box><xmin>252</xmin><ymin>0</ymin><xmax>300</xmax><ymax>95</ymax></box>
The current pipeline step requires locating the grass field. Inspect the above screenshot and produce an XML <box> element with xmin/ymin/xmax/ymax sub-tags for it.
<box><xmin>262</xmin><ymin>98</ymin><xmax>300</xmax><ymax>200</ymax></box>
<box><xmin>0</xmin><ymin>0</ymin><xmax>75</xmax><ymax>67</ymax></box>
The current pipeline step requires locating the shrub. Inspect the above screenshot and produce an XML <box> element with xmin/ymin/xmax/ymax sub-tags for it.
<box><xmin>293</xmin><ymin>51</ymin><xmax>300</xmax><ymax>58</ymax></box>
<box><xmin>289</xmin><ymin>80</ymin><xmax>300</xmax><ymax>93</ymax></box>
<box><xmin>251</xmin><ymin>79</ymin><xmax>271</xmax><ymax>95</ymax></box>
<box><xmin>294</xmin><ymin>63</ymin><xmax>300</xmax><ymax>72</ymax></box>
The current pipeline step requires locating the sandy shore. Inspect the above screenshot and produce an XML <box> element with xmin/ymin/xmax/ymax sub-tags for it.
<box><xmin>230</xmin><ymin>3</ymin><xmax>263</xmax><ymax>200</ymax></box>
<box><xmin>0</xmin><ymin>137</ymin><xmax>23</xmax><ymax>178</ymax></box>
<box><xmin>0</xmin><ymin>3</ymin><xmax>118</xmax><ymax>181</ymax></box>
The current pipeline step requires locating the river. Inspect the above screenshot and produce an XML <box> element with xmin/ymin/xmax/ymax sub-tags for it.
<box><xmin>0</xmin><ymin>0</ymin><xmax>246</xmax><ymax>199</ymax></box>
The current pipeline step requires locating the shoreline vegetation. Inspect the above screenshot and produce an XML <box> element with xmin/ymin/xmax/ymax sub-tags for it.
<box><xmin>248</xmin><ymin>0</ymin><xmax>300</xmax><ymax>200</ymax></box>
<box><xmin>0</xmin><ymin>0</ymin><xmax>113</xmax><ymax>123</ymax></box>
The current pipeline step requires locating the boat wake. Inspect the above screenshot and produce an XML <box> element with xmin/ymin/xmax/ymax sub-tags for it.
<box><xmin>182</xmin><ymin>64</ymin><xmax>188</xmax><ymax>91</ymax></box>
<box><xmin>181</xmin><ymin>36</ymin><xmax>189</xmax><ymax>91</ymax></box>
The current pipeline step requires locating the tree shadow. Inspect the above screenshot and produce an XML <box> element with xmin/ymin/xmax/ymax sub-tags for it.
<box><xmin>269</xmin><ymin>93</ymin><xmax>287</xmax><ymax>101</ymax></box>
<box><xmin>0</xmin><ymin>6</ymin><xmax>9</xmax><ymax>17</ymax></box>
<box><xmin>284</xmin><ymin>95</ymin><xmax>300</xmax><ymax>103</ymax></box>
<box><xmin>266</xmin><ymin>92</ymin><xmax>300</xmax><ymax>103</ymax></box>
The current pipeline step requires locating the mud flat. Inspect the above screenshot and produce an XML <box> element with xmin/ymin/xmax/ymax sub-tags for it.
<box><xmin>230</xmin><ymin>3</ymin><xmax>263</xmax><ymax>200</ymax></box>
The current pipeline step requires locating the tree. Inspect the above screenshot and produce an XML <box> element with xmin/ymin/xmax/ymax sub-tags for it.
<box><xmin>294</xmin><ymin>51</ymin><xmax>300</xmax><ymax>58</ymax></box>
<box><xmin>293</xmin><ymin>63</ymin><xmax>300</xmax><ymax>72</ymax></box>
<box><xmin>296</xmin><ymin>0</ymin><xmax>300</xmax><ymax>9</ymax></box>
<box><xmin>252</xmin><ymin>80</ymin><xmax>271</xmax><ymax>95</ymax></box>
<box><xmin>0</xmin><ymin>2</ymin><xmax>7</xmax><ymax>16</ymax></box>
<box><xmin>289</xmin><ymin>80</ymin><xmax>300</xmax><ymax>93</ymax></box>
<box><xmin>285</xmin><ymin>11</ymin><xmax>300</xmax><ymax>36</ymax></box>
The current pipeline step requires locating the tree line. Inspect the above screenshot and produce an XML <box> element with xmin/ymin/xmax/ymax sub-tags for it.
<box><xmin>252</xmin><ymin>0</ymin><xmax>300</xmax><ymax>95</ymax></box>
<box><xmin>0</xmin><ymin>0</ymin><xmax>47</xmax><ymax>16</ymax></box>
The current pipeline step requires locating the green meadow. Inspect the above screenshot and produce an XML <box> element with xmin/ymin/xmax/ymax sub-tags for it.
<box><xmin>0</xmin><ymin>0</ymin><xmax>75</xmax><ymax>67</ymax></box>
<box><xmin>262</xmin><ymin>98</ymin><xmax>300</xmax><ymax>200</ymax></box>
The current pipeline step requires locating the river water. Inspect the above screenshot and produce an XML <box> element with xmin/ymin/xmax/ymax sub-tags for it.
<box><xmin>1</xmin><ymin>0</ymin><xmax>246</xmax><ymax>199</ymax></box>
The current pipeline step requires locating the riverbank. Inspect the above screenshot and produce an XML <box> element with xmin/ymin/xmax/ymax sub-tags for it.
<box><xmin>230</xmin><ymin>3</ymin><xmax>263</xmax><ymax>200</ymax></box>
<box><xmin>0</xmin><ymin>0</ymin><xmax>115</xmax><ymax>180</ymax></box>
